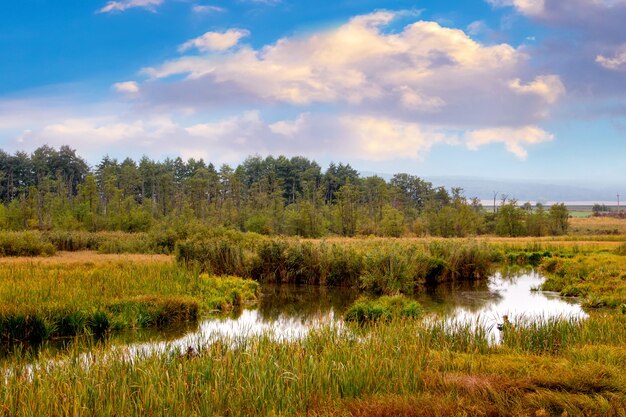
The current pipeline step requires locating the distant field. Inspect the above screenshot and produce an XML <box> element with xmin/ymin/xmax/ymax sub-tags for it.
<box><xmin>569</xmin><ymin>216</ymin><xmax>626</xmax><ymax>235</ymax></box>
<box><xmin>568</xmin><ymin>210</ymin><xmax>592</xmax><ymax>218</ymax></box>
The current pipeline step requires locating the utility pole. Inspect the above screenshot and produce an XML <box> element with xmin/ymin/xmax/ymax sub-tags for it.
<box><xmin>618</xmin><ymin>193</ymin><xmax>621</xmax><ymax>211</ymax></box>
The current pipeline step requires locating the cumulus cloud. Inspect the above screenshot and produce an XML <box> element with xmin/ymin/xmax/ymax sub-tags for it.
<box><xmin>137</xmin><ymin>11</ymin><xmax>560</xmax><ymax>128</ymax></box>
<box><xmin>465</xmin><ymin>126</ymin><xmax>553</xmax><ymax>159</ymax></box>
<box><xmin>98</xmin><ymin>0</ymin><xmax>163</xmax><ymax>13</ymax></box>
<box><xmin>113</xmin><ymin>81</ymin><xmax>140</xmax><ymax>94</ymax></box>
<box><xmin>179</xmin><ymin>29</ymin><xmax>250</xmax><ymax>52</ymax></box>
<box><xmin>508</xmin><ymin>75</ymin><xmax>565</xmax><ymax>104</ymax></box>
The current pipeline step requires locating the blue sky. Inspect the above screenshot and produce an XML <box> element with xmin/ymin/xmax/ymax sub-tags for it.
<box><xmin>1</xmin><ymin>0</ymin><xmax>625</xmax><ymax>184</ymax></box>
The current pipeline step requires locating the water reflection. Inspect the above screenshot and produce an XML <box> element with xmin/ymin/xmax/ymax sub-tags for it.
<box><xmin>2</xmin><ymin>271</ymin><xmax>587</xmax><ymax>365</ymax></box>
<box><xmin>125</xmin><ymin>271</ymin><xmax>586</xmax><ymax>352</ymax></box>
<box><xmin>449</xmin><ymin>271</ymin><xmax>585</xmax><ymax>325</ymax></box>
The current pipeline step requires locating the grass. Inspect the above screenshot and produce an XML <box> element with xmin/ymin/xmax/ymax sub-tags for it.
<box><xmin>344</xmin><ymin>296</ymin><xmax>423</xmax><ymax>323</ymax></box>
<box><xmin>2</xmin><ymin>232</ymin><xmax>626</xmax><ymax>415</ymax></box>
<box><xmin>177</xmin><ymin>236</ymin><xmax>498</xmax><ymax>293</ymax></box>
<box><xmin>0</xmin><ymin>253</ymin><xmax>259</xmax><ymax>345</ymax></box>
<box><xmin>2</xmin><ymin>314</ymin><xmax>626</xmax><ymax>416</ymax></box>
<box><xmin>569</xmin><ymin>216</ymin><xmax>626</xmax><ymax>235</ymax></box>
<box><xmin>540</xmin><ymin>253</ymin><xmax>626</xmax><ymax>308</ymax></box>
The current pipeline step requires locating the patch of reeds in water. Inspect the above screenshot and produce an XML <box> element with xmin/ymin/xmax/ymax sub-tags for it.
<box><xmin>177</xmin><ymin>235</ymin><xmax>498</xmax><ymax>295</ymax></box>
<box><xmin>344</xmin><ymin>295</ymin><xmax>423</xmax><ymax>324</ymax></box>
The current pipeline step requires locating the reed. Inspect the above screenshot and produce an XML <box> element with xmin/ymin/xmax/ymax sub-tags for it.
<box><xmin>0</xmin><ymin>257</ymin><xmax>258</xmax><ymax>345</ymax></box>
<box><xmin>0</xmin><ymin>231</ymin><xmax>55</xmax><ymax>257</ymax></box>
<box><xmin>2</xmin><ymin>314</ymin><xmax>626</xmax><ymax>416</ymax></box>
<box><xmin>344</xmin><ymin>296</ymin><xmax>423</xmax><ymax>323</ymax></box>
<box><xmin>540</xmin><ymin>253</ymin><xmax>626</xmax><ymax>308</ymax></box>
<box><xmin>177</xmin><ymin>235</ymin><xmax>497</xmax><ymax>294</ymax></box>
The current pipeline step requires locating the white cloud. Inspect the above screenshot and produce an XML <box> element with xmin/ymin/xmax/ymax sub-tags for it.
<box><xmin>596</xmin><ymin>45</ymin><xmax>626</xmax><ymax>70</ymax></box>
<box><xmin>9</xmin><ymin>106</ymin><xmax>554</xmax><ymax>164</ymax></box>
<box><xmin>465</xmin><ymin>126</ymin><xmax>553</xmax><ymax>159</ymax></box>
<box><xmin>487</xmin><ymin>0</ymin><xmax>545</xmax><ymax>15</ymax></box>
<box><xmin>143</xmin><ymin>12</ymin><xmax>537</xmax><ymax>114</ymax></box>
<box><xmin>192</xmin><ymin>5</ymin><xmax>226</xmax><ymax>14</ymax></box>
<box><xmin>508</xmin><ymin>75</ymin><xmax>565</xmax><ymax>103</ymax></box>
<box><xmin>98</xmin><ymin>0</ymin><xmax>162</xmax><ymax>13</ymax></box>
<box><xmin>113</xmin><ymin>81</ymin><xmax>140</xmax><ymax>94</ymax></box>
<box><xmin>467</xmin><ymin>20</ymin><xmax>488</xmax><ymax>36</ymax></box>
<box><xmin>178</xmin><ymin>29</ymin><xmax>250</xmax><ymax>52</ymax></box>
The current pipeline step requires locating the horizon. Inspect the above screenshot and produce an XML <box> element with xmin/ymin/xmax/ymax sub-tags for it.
<box><xmin>2</xmin><ymin>1</ymin><xmax>626</xmax><ymax>183</ymax></box>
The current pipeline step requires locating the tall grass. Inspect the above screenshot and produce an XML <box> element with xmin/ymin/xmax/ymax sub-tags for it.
<box><xmin>177</xmin><ymin>235</ymin><xmax>498</xmax><ymax>294</ymax></box>
<box><xmin>540</xmin><ymin>253</ymin><xmax>626</xmax><ymax>308</ymax></box>
<box><xmin>0</xmin><ymin>232</ymin><xmax>56</xmax><ymax>256</ymax></box>
<box><xmin>3</xmin><ymin>314</ymin><xmax>626</xmax><ymax>416</ymax></box>
<box><xmin>0</xmin><ymin>258</ymin><xmax>258</xmax><ymax>345</ymax></box>
<box><xmin>344</xmin><ymin>296</ymin><xmax>423</xmax><ymax>323</ymax></box>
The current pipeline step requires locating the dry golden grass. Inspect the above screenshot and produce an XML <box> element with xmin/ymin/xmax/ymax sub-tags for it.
<box><xmin>307</xmin><ymin>235</ymin><xmax>625</xmax><ymax>251</ymax></box>
<box><xmin>570</xmin><ymin>216</ymin><xmax>626</xmax><ymax>235</ymax></box>
<box><xmin>0</xmin><ymin>250</ymin><xmax>173</xmax><ymax>266</ymax></box>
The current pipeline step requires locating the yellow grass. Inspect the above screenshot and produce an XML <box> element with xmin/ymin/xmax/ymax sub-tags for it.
<box><xmin>0</xmin><ymin>251</ymin><xmax>173</xmax><ymax>266</ymax></box>
<box><xmin>569</xmin><ymin>216</ymin><xmax>626</xmax><ymax>235</ymax></box>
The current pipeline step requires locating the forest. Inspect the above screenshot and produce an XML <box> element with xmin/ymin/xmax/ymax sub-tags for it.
<box><xmin>0</xmin><ymin>145</ymin><xmax>569</xmax><ymax>237</ymax></box>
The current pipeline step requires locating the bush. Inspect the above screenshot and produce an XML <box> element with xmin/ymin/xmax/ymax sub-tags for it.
<box><xmin>0</xmin><ymin>232</ymin><xmax>56</xmax><ymax>257</ymax></box>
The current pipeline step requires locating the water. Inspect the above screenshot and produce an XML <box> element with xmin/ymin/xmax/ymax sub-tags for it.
<box><xmin>112</xmin><ymin>271</ymin><xmax>587</xmax><ymax>355</ymax></box>
<box><xmin>2</xmin><ymin>271</ymin><xmax>587</xmax><ymax>368</ymax></box>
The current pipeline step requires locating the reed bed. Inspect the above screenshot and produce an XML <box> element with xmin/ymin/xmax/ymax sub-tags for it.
<box><xmin>0</xmin><ymin>258</ymin><xmax>258</xmax><ymax>345</ymax></box>
<box><xmin>541</xmin><ymin>253</ymin><xmax>626</xmax><ymax>308</ymax></box>
<box><xmin>2</xmin><ymin>314</ymin><xmax>626</xmax><ymax>417</ymax></box>
<box><xmin>177</xmin><ymin>236</ymin><xmax>498</xmax><ymax>294</ymax></box>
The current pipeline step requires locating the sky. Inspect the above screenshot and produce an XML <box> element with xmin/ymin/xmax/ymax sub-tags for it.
<box><xmin>1</xmin><ymin>0</ymin><xmax>626</xmax><ymax>184</ymax></box>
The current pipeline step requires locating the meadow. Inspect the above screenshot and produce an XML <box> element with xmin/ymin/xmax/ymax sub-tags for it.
<box><xmin>1</xmin><ymin>223</ymin><xmax>626</xmax><ymax>416</ymax></box>
<box><xmin>0</xmin><ymin>252</ymin><xmax>258</xmax><ymax>345</ymax></box>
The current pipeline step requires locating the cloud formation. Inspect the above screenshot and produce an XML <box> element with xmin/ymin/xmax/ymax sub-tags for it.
<box><xmin>113</xmin><ymin>81</ymin><xmax>140</xmax><ymax>94</ymax></box>
<box><xmin>178</xmin><ymin>29</ymin><xmax>250</xmax><ymax>52</ymax></box>
<box><xmin>98</xmin><ymin>0</ymin><xmax>163</xmax><ymax>13</ymax></box>
<box><xmin>465</xmin><ymin>126</ymin><xmax>553</xmax><ymax>159</ymax></box>
<box><xmin>15</xmin><ymin>111</ymin><xmax>551</xmax><ymax>162</ymax></box>
<box><xmin>140</xmin><ymin>11</ymin><xmax>562</xmax><ymax>129</ymax></box>
<box><xmin>596</xmin><ymin>45</ymin><xmax>626</xmax><ymax>70</ymax></box>
<box><xmin>192</xmin><ymin>5</ymin><xmax>226</xmax><ymax>14</ymax></box>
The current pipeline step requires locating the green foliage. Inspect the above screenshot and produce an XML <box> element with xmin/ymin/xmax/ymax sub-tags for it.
<box><xmin>496</xmin><ymin>203</ymin><xmax>526</xmax><ymax>236</ymax></box>
<box><xmin>380</xmin><ymin>205</ymin><xmax>405</xmax><ymax>237</ymax></box>
<box><xmin>540</xmin><ymin>253</ymin><xmax>626</xmax><ymax>308</ymax></box>
<box><xmin>0</xmin><ymin>260</ymin><xmax>258</xmax><ymax>344</ymax></box>
<box><xmin>178</xmin><ymin>234</ymin><xmax>494</xmax><ymax>293</ymax></box>
<box><xmin>344</xmin><ymin>295</ymin><xmax>423</xmax><ymax>323</ymax></box>
<box><xmin>0</xmin><ymin>231</ymin><xmax>56</xmax><ymax>256</ymax></box>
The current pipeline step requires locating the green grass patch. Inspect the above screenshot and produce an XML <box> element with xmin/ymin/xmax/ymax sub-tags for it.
<box><xmin>344</xmin><ymin>295</ymin><xmax>423</xmax><ymax>323</ymax></box>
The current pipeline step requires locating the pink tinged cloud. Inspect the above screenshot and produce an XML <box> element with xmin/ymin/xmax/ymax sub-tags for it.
<box><xmin>596</xmin><ymin>45</ymin><xmax>626</xmax><ymax>70</ymax></box>
<box><xmin>178</xmin><ymin>29</ymin><xmax>250</xmax><ymax>53</ymax></box>
<box><xmin>113</xmin><ymin>81</ymin><xmax>140</xmax><ymax>94</ymax></box>
<box><xmin>141</xmin><ymin>12</ymin><xmax>531</xmax><ymax>108</ymax></box>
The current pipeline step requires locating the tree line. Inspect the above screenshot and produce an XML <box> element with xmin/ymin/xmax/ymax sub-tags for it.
<box><xmin>0</xmin><ymin>146</ymin><xmax>569</xmax><ymax>237</ymax></box>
